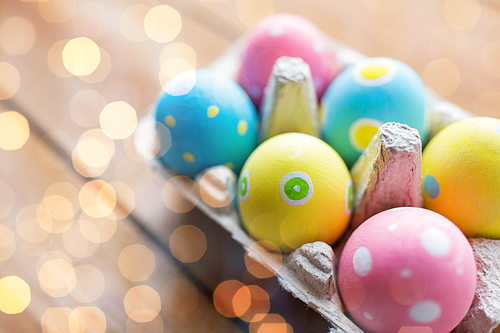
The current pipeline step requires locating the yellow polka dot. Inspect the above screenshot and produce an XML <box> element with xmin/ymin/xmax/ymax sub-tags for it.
<box><xmin>182</xmin><ymin>152</ymin><xmax>195</xmax><ymax>163</ymax></box>
<box><xmin>361</xmin><ymin>64</ymin><xmax>389</xmax><ymax>79</ymax></box>
<box><xmin>165</xmin><ymin>115</ymin><xmax>176</xmax><ymax>127</ymax></box>
<box><xmin>207</xmin><ymin>105</ymin><xmax>220</xmax><ymax>118</ymax></box>
<box><xmin>225</xmin><ymin>162</ymin><xmax>234</xmax><ymax>170</ymax></box>
<box><xmin>237</xmin><ymin>120</ymin><xmax>248</xmax><ymax>136</ymax></box>
<box><xmin>355</xmin><ymin>125</ymin><xmax>379</xmax><ymax>149</ymax></box>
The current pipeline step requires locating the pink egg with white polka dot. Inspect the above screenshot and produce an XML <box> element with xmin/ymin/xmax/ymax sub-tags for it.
<box><xmin>237</xmin><ymin>13</ymin><xmax>339</xmax><ymax>108</ymax></box>
<box><xmin>338</xmin><ymin>207</ymin><xmax>476</xmax><ymax>333</ymax></box>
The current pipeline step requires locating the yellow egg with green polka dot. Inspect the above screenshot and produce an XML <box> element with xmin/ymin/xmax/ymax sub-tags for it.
<box><xmin>237</xmin><ymin>132</ymin><xmax>353</xmax><ymax>252</ymax></box>
<box><xmin>155</xmin><ymin>69</ymin><xmax>258</xmax><ymax>178</ymax></box>
<box><xmin>422</xmin><ymin>117</ymin><xmax>500</xmax><ymax>238</ymax></box>
<box><xmin>321</xmin><ymin>57</ymin><xmax>428</xmax><ymax>167</ymax></box>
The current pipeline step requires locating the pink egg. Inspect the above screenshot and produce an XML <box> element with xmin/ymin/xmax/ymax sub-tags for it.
<box><xmin>237</xmin><ymin>13</ymin><xmax>339</xmax><ymax>108</ymax></box>
<box><xmin>338</xmin><ymin>207</ymin><xmax>476</xmax><ymax>333</ymax></box>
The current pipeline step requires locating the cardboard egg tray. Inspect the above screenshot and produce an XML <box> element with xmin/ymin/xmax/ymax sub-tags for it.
<box><xmin>138</xmin><ymin>31</ymin><xmax>500</xmax><ymax>333</ymax></box>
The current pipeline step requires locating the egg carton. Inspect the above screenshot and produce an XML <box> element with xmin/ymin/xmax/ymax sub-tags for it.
<box><xmin>137</xmin><ymin>30</ymin><xmax>500</xmax><ymax>333</ymax></box>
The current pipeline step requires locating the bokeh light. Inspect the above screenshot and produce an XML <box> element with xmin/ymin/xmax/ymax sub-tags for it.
<box><xmin>0</xmin><ymin>276</ymin><xmax>31</xmax><ymax>314</ymax></box>
<box><xmin>79</xmin><ymin>180</ymin><xmax>117</xmax><ymax>218</ymax></box>
<box><xmin>124</xmin><ymin>285</ymin><xmax>161</xmax><ymax>323</ymax></box>
<box><xmin>429</xmin><ymin>25</ymin><xmax>467</xmax><ymax>60</ymax></box>
<box><xmin>0</xmin><ymin>62</ymin><xmax>20</xmax><ymax>100</ymax></box>
<box><xmin>162</xmin><ymin>176</ymin><xmax>199</xmax><ymax>213</ymax></box>
<box><xmin>118</xmin><ymin>244</ymin><xmax>156</xmax><ymax>282</ymax></box>
<box><xmin>38</xmin><ymin>258</ymin><xmax>76</xmax><ymax>297</ymax></box>
<box><xmin>78</xmin><ymin>212</ymin><xmax>117</xmax><ymax>244</ymax></box>
<box><xmin>144</xmin><ymin>5</ymin><xmax>182</xmax><ymax>43</ymax></box>
<box><xmin>16</xmin><ymin>216</ymin><xmax>50</xmax><ymax>243</ymax></box>
<box><xmin>248</xmin><ymin>313</ymin><xmax>294</xmax><ymax>333</ymax></box>
<box><xmin>234</xmin><ymin>285</ymin><xmax>270</xmax><ymax>322</ymax></box>
<box><xmin>70</xmin><ymin>265</ymin><xmax>105</xmax><ymax>303</ymax></box>
<box><xmin>70</xmin><ymin>89</ymin><xmax>105</xmax><ymax>127</ymax></box>
<box><xmin>169</xmin><ymin>225</ymin><xmax>207</xmax><ymax>263</ymax></box>
<box><xmin>213</xmin><ymin>280</ymin><xmax>245</xmax><ymax>318</ymax></box>
<box><xmin>41</xmin><ymin>307</ymin><xmax>73</xmax><ymax>333</ymax></box>
<box><xmin>422</xmin><ymin>58</ymin><xmax>461</xmax><ymax>96</ymax></box>
<box><xmin>245</xmin><ymin>241</ymin><xmax>282</xmax><ymax>279</ymax></box>
<box><xmin>0</xmin><ymin>16</ymin><xmax>36</xmax><ymax>55</ymax></box>
<box><xmin>100</xmin><ymin>101</ymin><xmax>138</xmax><ymax>140</ymax></box>
<box><xmin>474</xmin><ymin>91</ymin><xmax>500</xmax><ymax>116</ymax></box>
<box><xmin>48</xmin><ymin>40</ymin><xmax>72</xmax><ymax>78</ymax></box>
<box><xmin>120</xmin><ymin>4</ymin><xmax>150</xmax><ymax>42</ymax></box>
<box><xmin>39</xmin><ymin>0</ymin><xmax>76</xmax><ymax>23</ymax></box>
<box><xmin>365</xmin><ymin>0</ymin><xmax>403</xmax><ymax>15</ymax></box>
<box><xmin>198</xmin><ymin>168</ymin><xmax>236</xmax><ymax>208</ymax></box>
<box><xmin>78</xmin><ymin>47</ymin><xmax>111</xmax><ymax>84</ymax></box>
<box><xmin>162</xmin><ymin>278</ymin><xmax>199</xmax><ymax>316</ymax></box>
<box><xmin>134</xmin><ymin>120</ymin><xmax>171</xmax><ymax>160</ymax></box>
<box><xmin>443</xmin><ymin>0</ymin><xmax>481</xmax><ymax>29</ymax></box>
<box><xmin>0</xmin><ymin>111</ymin><xmax>30</xmax><ymax>151</ymax></box>
<box><xmin>159</xmin><ymin>43</ymin><xmax>197</xmax><ymax>69</ymax></box>
<box><xmin>71</xmin><ymin>2</ymin><xmax>109</xmax><ymax>40</ymax></box>
<box><xmin>126</xmin><ymin>315</ymin><xmax>164</xmax><ymax>333</ymax></box>
<box><xmin>110</xmin><ymin>182</ymin><xmax>135</xmax><ymax>220</ymax></box>
<box><xmin>0</xmin><ymin>181</ymin><xmax>15</xmax><ymax>218</ymax></box>
<box><xmin>62</xmin><ymin>37</ymin><xmax>101</xmax><ymax>76</ymax></box>
<box><xmin>236</xmin><ymin>0</ymin><xmax>274</xmax><ymax>27</ymax></box>
<box><xmin>0</xmin><ymin>224</ymin><xmax>16</xmax><ymax>261</ymax></box>
<box><xmin>72</xmin><ymin>129</ymin><xmax>115</xmax><ymax>177</ymax></box>
<box><xmin>63</xmin><ymin>224</ymin><xmax>99</xmax><ymax>258</ymax></box>
<box><xmin>69</xmin><ymin>307</ymin><xmax>107</xmax><ymax>333</ymax></box>
<box><xmin>481</xmin><ymin>41</ymin><xmax>500</xmax><ymax>79</ymax></box>
<box><xmin>159</xmin><ymin>58</ymin><xmax>195</xmax><ymax>90</ymax></box>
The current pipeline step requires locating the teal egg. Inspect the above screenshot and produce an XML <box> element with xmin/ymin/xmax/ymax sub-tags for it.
<box><xmin>321</xmin><ymin>57</ymin><xmax>428</xmax><ymax>167</ymax></box>
<box><xmin>155</xmin><ymin>69</ymin><xmax>259</xmax><ymax>178</ymax></box>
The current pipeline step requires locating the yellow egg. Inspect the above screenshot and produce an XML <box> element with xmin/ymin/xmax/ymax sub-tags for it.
<box><xmin>422</xmin><ymin>117</ymin><xmax>500</xmax><ymax>238</ymax></box>
<box><xmin>237</xmin><ymin>133</ymin><xmax>353</xmax><ymax>252</ymax></box>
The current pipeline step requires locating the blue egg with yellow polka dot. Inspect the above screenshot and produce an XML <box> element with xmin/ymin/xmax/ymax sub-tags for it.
<box><xmin>155</xmin><ymin>69</ymin><xmax>259</xmax><ymax>178</ymax></box>
<box><xmin>321</xmin><ymin>57</ymin><xmax>428</xmax><ymax>167</ymax></box>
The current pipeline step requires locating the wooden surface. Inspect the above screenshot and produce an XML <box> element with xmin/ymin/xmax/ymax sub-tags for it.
<box><xmin>0</xmin><ymin>0</ymin><xmax>499</xmax><ymax>332</ymax></box>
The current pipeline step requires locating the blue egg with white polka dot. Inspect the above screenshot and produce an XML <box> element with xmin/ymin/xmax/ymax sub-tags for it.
<box><xmin>321</xmin><ymin>57</ymin><xmax>428</xmax><ymax>167</ymax></box>
<box><xmin>155</xmin><ymin>69</ymin><xmax>259</xmax><ymax>178</ymax></box>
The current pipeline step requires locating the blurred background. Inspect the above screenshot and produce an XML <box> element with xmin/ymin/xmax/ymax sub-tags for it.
<box><xmin>0</xmin><ymin>0</ymin><xmax>499</xmax><ymax>332</ymax></box>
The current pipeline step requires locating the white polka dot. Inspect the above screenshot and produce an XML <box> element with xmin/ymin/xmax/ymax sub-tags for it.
<box><xmin>364</xmin><ymin>312</ymin><xmax>373</xmax><ymax>320</ymax></box>
<box><xmin>400</xmin><ymin>269</ymin><xmax>412</xmax><ymax>278</ymax></box>
<box><xmin>268</xmin><ymin>26</ymin><xmax>284</xmax><ymax>37</ymax></box>
<box><xmin>409</xmin><ymin>300</ymin><xmax>441</xmax><ymax>323</ymax></box>
<box><xmin>388</xmin><ymin>223</ymin><xmax>398</xmax><ymax>232</ymax></box>
<box><xmin>456</xmin><ymin>266</ymin><xmax>464</xmax><ymax>275</ymax></box>
<box><xmin>353</xmin><ymin>247</ymin><xmax>372</xmax><ymax>277</ymax></box>
<box><xmin>420</xmin><ymin>227</ymin><xmax>451</xmax><ymax>257</ymax></box>
<box><xmin>293</xmin><ymin>185</ymin><xmax>300</xmax><ymax>192</ymax></box>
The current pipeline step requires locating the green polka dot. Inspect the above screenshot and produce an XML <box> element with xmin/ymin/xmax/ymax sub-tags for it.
<box><xmin>284</xmin><ymin>178</ymin><xmax>309</xmax><ymax>201</ymax></box>
<box><xmin>240</xmin><ymin>177</ymin><xmax>248</xmax><ymax>197</ymax></box>
<box><xmin>348</xmin><ymin>185</ymin><xmax>354</xmax><ymax>209</ymax></box>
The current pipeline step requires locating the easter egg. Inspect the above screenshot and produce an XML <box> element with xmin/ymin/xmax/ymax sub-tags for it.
<box><xmin>155</xmin><ymin>69</ymin><xmax>258</xmax><ymax>178</ymax></box>
<box><xmin>422</xmin><ymin>117</ymin><xmax>500</xmax><ymax>238</ymax></box>
<box><xmin>338</xmin><ymin>207</ymin><xmax>476</xmax><ymax>333</ymax></box>
<box><xmin>237</xmin><ymin>13</ymin><xmax>339</xmax><ymax>108</ymax></box>
<box><xmin>321</xmin><ymin>57</ymin><xmax>428</xmax><ymax>167</ymax></box>
<box><xmin>237</xmin><ymin>132</ymin><xmax>353</xmax><ymax>253</ymax></box>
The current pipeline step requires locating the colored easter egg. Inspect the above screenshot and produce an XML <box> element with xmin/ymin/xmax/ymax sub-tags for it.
<box><xmin>237</xmin><ymin>13</ymin><xmax>339</xmax><ymax>108</ymax></box>
<box><xmin>237</xmin><ymin>132</ymin><xmax>353</xmax><ymax>253</ymax></box>
<box><xmin>155</xmin><ymin>69</ymin><xmax>258</xmax><ymax>178</ymax></box>
<box><xmin>338</xmin><ymin>207</ymin><xmax>476</xmax><ymax>333</ymax></box>
<box><xmin>321</xmin><ymin>57</ymin><xmax>428</xmax><ymax>167</ymax></box>
<box><xmin>422</xmin><ymin>117</ymin><xmax>500</xmax><ymax>238</ymax></box>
